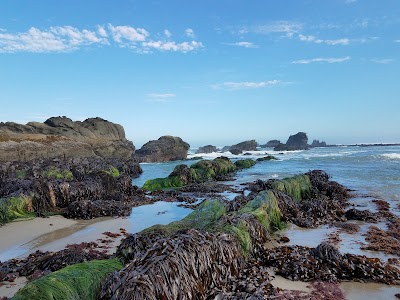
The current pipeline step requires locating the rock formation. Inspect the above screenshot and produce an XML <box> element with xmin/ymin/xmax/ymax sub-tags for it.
<box><xmin>134</xmin><ymin>136</ymin><xmax>190</xmax><ymax>163</ymax></box>
<box><xmin>222</xmin><ymin>140</ymin><xmax>257</xmax><ymax>154</ymax></box>
<box><xmin>311</xmin><ymin>139</ymin><xmax>327</xmax><ymax>147</ymax></box>
<box><xmin>196</xmin><ymin>145</ymin><xmax>217</xmax><ymax>154</ymax></box>
<box><xmin>260</xmin><ymin>140</ymin><xmax>281</xmax><ymax>148</ymax></box>
<box><xmin>274</xmin><ymin>132</ymin><xmax>309</xmax><ymax>151</ymax></box>
<box><xmin>0</xmin><ymin>117</ymin><xmax>134</xmax><ymax>162</ymax></box>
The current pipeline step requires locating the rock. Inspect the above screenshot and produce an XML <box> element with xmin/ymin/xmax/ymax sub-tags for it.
<box><xmin>134</xmin><ymin>136</ymin><xmax>190</xmax><ymax>163</ymax></box>
<box><xmin>311</xmin><ymin>139</ymin><xmax>327</xmax><ymax>147</ymax></box>
<box><xmin>0</xmin><ymin>117</ymin><xmax>134</xmax><ymax>162</ymax></box>
<box><xmin>260</xmin><ymin>140</ymin><xmax>281</xmax><ymax>148</ymax></box>
<box><xmin>223</xmin><ymin>140</ymin><xmax>257</xmax><ymax>154</ymax></box>
<box><xmin>274</xmin><ymin>132</ymin><xmax>309</xmax><ymax>151</ymax></box>
<box><xmin>196</xmin><ymin>145</ymin><xmax>217</xmax><ymax>154</ymax></box>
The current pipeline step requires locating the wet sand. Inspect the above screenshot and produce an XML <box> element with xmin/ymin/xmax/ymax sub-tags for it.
<box><xmin>0</xmin><ymin>216</ymin><xmax>77</xmax><ymax>261</ymax></box>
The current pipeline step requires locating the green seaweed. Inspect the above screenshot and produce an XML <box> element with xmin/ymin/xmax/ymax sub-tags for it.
<box><xmin>42</xmin><ymin>167</ymin><xmax>74</xmax><ymax>181</ymax></box>
<box><xmin>103</xmin><ymin>166</ymin><xmax>120</xmax><ymax>178</ymax></box>
<box><xmin>256</xmin><ymin>155</ymin><xmax>278</xmax><ymax>162</ymax></box>
<box><xmin>142</xmin><ymin>176</ymin><xmax>186</xmax><ymax>191</ymax></box>
<box><xmin>234</xmin><ymin>159</ymin><xmax>256</xmax><ymax>169</ymax></box>
<box><xmin>12</xmin><ymin>258</ymin><xmax>123</xmax><ymax>300</ymax></box>
<box><xmin>15</xmin><ymin>169</ymin><xmax>27</xmax><ymax>179</ymax></box>
<box><xmin>0</xmin><ymin>196</ymin><xmax>34</xmax><ymax>225</ymax></box>
<box><xmin>143</xmin><ymin>199</ymin><xmax>226</xmax><ymax>236</ymax></box>
<box><xmin>271</xmin><ymin>175</ymin><xmax>311</xmax><ymax>201</ymax></box>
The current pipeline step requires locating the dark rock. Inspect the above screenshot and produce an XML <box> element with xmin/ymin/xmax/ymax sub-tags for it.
<box><xmin>134</xmin><ymin>136</ymin><xmax>190</xmax><ymax>162</ymax></box>
<box><xmin>260</xmin><ymin>140</ymin><xmax>281</xmax><ymax>148</ymax></box>
<box><xmin>0</xmin><ymin>116</ymin><xmax>134</xmax><ymax>162</ymax></box>
<box><xmin>223</xmin><ymin>140</ymin><xmax>257</xmax><ymax>154</ymax></box>
<box><xmin>311</xmin><ymin>139</ymin><xmax>327</xmax><ymax>147</ymax></box>
<box><xmin>274</xmin><ymin>132</ymin><xmax>309</xmax><ymax>151</ymax></box>
<box><xmin>196</xmin><ymin>145</ymin><xmax>217</xmax><ymax>154</ymax></box>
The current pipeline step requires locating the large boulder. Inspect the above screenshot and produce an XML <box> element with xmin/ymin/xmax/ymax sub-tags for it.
<box><xmin>196</xmin><ymin>145</ymin><xmax>217</xmax><ymax>154</ymax></box>
<box><xmin>260</xmin><ymin>139</ymin><xmax>281</xmax><ymax>148</ymax></box>
<box><xmin>222</xmin><ymin>140</ymin><xmax>257</xmax><ymax>154</ymax></box>
<box><xmin>134</xmin><ymin>136</ymin><xmax>190</xmax><ymax>163</ymax></box>
<box><xmin>274</xmin><ymin>132</ymin><xmax>309</xmax><ymax>151</ymax></box>
<box><xmin>0</xmin><ymin>117</ymin><xmax>135</xmax><ymax>162</ymax></box>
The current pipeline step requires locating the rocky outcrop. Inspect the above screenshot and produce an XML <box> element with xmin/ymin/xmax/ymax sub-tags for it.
<box><xmin>196</xmin><ymin>145</ymin><xmax>217</xmax><ymax>154</ymax></box>
<box><xmin>222</xmin><ymin>140</ymin><xmax>257</xmax><ymax>154</ymax></box>
<box><xmin>274</xmin><ymin>132</ymin><xmax>309</xmax><ymax>151</ymax></box>
<box><xmin>134</xmin><ymin>136</ymin><xmax>190</xmax><ymax>163</ymax></box>
<box><xmin>0</xmin><ymin>117</ymin><xmax>134</xmax><ymax>162</ymax></box>
<box><xmin>260</xmin><ymin>140</ymin><xmax>281</xmax><ymax>148</ymax></box>
<box><xmin>311</xmin><ymin>140</ymin><xmax>327</xmax><ymax>147</ymax></box>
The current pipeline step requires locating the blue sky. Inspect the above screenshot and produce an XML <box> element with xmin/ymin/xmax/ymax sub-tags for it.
<box><xmin>0</xmin><ymin>0</ymin><xmax>399</xmax><ymax>147</ymax></box>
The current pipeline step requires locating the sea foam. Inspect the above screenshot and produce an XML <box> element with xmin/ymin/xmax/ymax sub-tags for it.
<box><xmin>381</xmin><ymin>153</ymin><xmax>400</xmax><ymax>160</ymax></box>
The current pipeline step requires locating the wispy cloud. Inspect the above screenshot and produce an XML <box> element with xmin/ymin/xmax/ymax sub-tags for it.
<box><xmin>212</xmin><ymin>80</ymin><xmax>280</xmax><ymax>90</ymax></box>
<box><xmin>0</xmin><ymin>25</ymin><xmax>203</xmax><ymax>53</ymax></box>
<box><xmin>250</xmin><ymin>21</ymin><xmax>303</xmax><ymax>38</ymax></box>
<box><xmin>224</xmin><ymin>41</ymin><xmax>257</xmax><ymax>48</ymax></box>
<box><xmin>345</xmin><ymin>0</ymin><xmax>357</xmax><ymax>4</ymax></box>
<box><xmin>147</xmin><ymin>93</ymin><xmax>176</xmax><ymax>98</ymax></box>
<box><xmin>292</xmin><ymin>56</ymin><xmax>351</xmax><ymax>64</ymax></box>
<box><xmin>394</xmin><ymin>40</ymin><xmax>400</xmax><ymax>43</ymax></box>
<box><xmin>370</xmin><ymin>58</ymin><xmax>394</xmax><ymax>64</ymax></box>
<box><xmin>299</xmin><ymin>34</ymin><xmax>350</xmax><ymax>45</ymax></box>
<box><xmin>185</xmin><ymin>28</ymin><xmax>195</xmax><ymax>38</ymax></box>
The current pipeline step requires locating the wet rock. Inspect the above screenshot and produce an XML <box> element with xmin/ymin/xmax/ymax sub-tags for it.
<box><xmin>259</xmin><ymin>140</ymin><xmax>281</xmax><ymax>148</ymax></box>
<box><xmin>345</xmin><ymin>208</ymin><xmax>378</xmax><ymax>222</ymax></box>
<box><xmin>134</xmin><ymin>135</ymin><xmax>190</xmax><ymax>162</ymax></box>
<box><xmin>274</xmin><ymin>132</ymin><xmax>309</xmax><ymax>151</ymax></box>
<box><xmin>196</xmin><ymin>145</ymin><xmax>217</xmax><ymax>154</ymax></box>
<box><xmin>222</xmin><ymin>140</ymin><xmax>258</xmax><ymax>154</ymax></box>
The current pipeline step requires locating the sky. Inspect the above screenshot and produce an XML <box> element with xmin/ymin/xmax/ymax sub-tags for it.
<box><xmin>0</xmin><ymin>0</ymin><xmax>399</xmax><ymax>148</ymax></box>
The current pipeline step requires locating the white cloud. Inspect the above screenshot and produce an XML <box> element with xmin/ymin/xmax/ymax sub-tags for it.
<box><xmin>97</xmin><ymin>26</ymin><xmax>108</xmax><ymax>37</ymax></box>
<box><xmin>147</xmin><ymin>93</ymin><xmax>176</xmax><ymax>98</ymax></box>
<box><xmin>0</xmin><ymin>26</ymin><xmax>106</xmax><ymax>53</ymax></box>
<box><xmin>292</xmin><ymin>56</ymin><xmax>351</xmax><ymax>64</ymax></box>
<box><xmin>212</xmin><ymin>80</ymin><xmax>280</xmax><ymax>90</ymax></box>
<box><xmin>164</xmin><ymin>29</ymin><xmax>172</xmax><ymax>38</ymax></box>
<box><xmin>108</xmin><ymin>24</ymin><xmax>149</xmax><ymax>43</ymax></box>
<box><xmin>370</xmin><ymin>58</ymin><xmax>394</xmax><ymax>64</ymax></box>
<box><xmin>185</xmin><ymin>28</ymin><xmax>195</xmax><ymax>38</ymax></box>
<box><xmin>225</xmin><ymin>41</ymin><xmax>257</xmax><ymax>48</ymax></box>
<box><xmin>394</xmin><ymin>40</ymin><xmax>400</xmax><ymax>43</ymax></box>
<box><xmin>0</xmin><ymin>25</ymin><xmax>203</xmax><ymax>54</ymax></box>
<box><xmin>142</xmin><ymin>40</ymin><xmax>203</xmax><ymax>53</ymax></box>
<box><xmin>251</xmin><ymin>21</ymin><xmax>303</xmax><ymax>37</ymax></box>
<box><xmin>299</xmin><ymin>34</ymin><xmax>350</xmax><ymax>45</ymax></box>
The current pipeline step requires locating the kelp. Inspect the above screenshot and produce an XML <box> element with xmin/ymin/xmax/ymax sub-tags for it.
<box><xmin>271</xmin><ymin>174</ymin><xmax>311</xmax><ymax>201</ymax></box>
<box><xmin>100</xmin><ymin>230</ymin><xmax>244</xmax><ymax>300</ymax></box>
<box><xmin>234</xmin><ymin>159</ymin><xmax>256</xmax><ymax>169</ymax></box>
<box><xmin>0</xmin><ymin>195</ymin><xmax>33</xmax><ymax>224</ymax></box>
<box><xmin>12</xmin><ymin>258</ymin><xmax>123</xmax><ymax>300</ymax></box>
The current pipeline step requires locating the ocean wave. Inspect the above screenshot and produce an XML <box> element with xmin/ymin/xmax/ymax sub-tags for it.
<box><xmin>381</xmin><ymin>153</ymin><xmax>400</xmax><ymax>160</ymax></box>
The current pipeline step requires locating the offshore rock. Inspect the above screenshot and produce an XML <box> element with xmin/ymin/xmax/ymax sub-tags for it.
<box><xmin>0</xmin><ymin>116</ymin><xmax>134</xmax><ymax>162</ymax></box>
<box><xmin>311</xmin><ymin>139</ymin><xmax>327</xmax><ymax>147</ymax></box>
<box><xmin>223</xmin><ymin>140</ymin><xmax>257</xmax><ymax>154</ymax></box>
<box><xmin>260</xmin><ymin>139</ymin><xmax>281</xmax><ymax>148</ymax></box>
<box><xmin>196</xmin><ymin>145</ymin><xmax>217</xmax><ymax>154</ymax></box>
<box><xmin>134</xmin><ymin>135</ymin><xmax>190</xmax><ymax>162</ymax></box>
<box><xmin>274</xmin><ymin>132</ymin><xmax>309</xmax><ymax>151</ymax></box>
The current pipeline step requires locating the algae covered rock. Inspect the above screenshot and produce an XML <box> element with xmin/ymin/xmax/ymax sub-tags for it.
<box><xmin>256</xmin><ymin>155</ymin><xmax>278</xmax><ymax>161</ymax></box>
<box><xmin>235</xmin><ymin>159</ymin><xmax>256</xmax><ymax>169</ymax></box>
<box><xmin>134</xmin><ymin>135</ymin><xmax>190</xmax><ymax>162</ymax></box>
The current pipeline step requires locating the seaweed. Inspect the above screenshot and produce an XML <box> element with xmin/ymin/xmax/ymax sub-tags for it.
<box><xmin>271</xmin><ymin>175</ymin><xmax>311</xmax><ymax>201</ymax></box>
<box><xmin>0</xmin><ymin>196</ymin><xmax>33</xmax><ymax>224</ymax></box>
<box><xmin>12</xmin><ymin>258</ymin><xmax>123</xmax><ymax>300</ymax></box>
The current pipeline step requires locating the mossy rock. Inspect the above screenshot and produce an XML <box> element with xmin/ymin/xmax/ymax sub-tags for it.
<box><xmin>42</xmin><ymin>167</ymin><xmax>74</xmax><ymax>181</ymax></box>
<box><xmin>143</xmin><ymin>176</ymin><xmax>186</xmax><ymax>191</ymax></box>
<box><xmin>234</xmin><ymin>159</ymin><xmax>256</xmax><ymax>169</ymax></box>
<box><xmin>0</xmin><ymin>196</ymin><xmax>34</xmax><ymax>225</ymax></box>
<box><xmin>190</xmin><ymin>157</ymin><xmax>236</xmax><ymax>181</ymax></box>
<box><xmin>12</xmin><ymin>258</ymin><xmax>123</xmax><ymax>300</ymax></box>
<box><xmin>271</xmin><ymin>175</ymin><xmax>311</xmax><ymax>201</ymax></box>
<box><xmin>256</xmin><ymin>155</ymin><xmax>278</xmax><ymax>162</ymax></box>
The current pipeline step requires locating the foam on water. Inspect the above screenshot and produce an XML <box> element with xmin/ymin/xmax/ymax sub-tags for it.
<box><xmin>381</xmin><ymin>153</ymin><xmax>400</xmax><ymax>160</ymax></box>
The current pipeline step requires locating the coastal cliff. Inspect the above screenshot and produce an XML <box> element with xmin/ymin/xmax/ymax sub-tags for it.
<box><xmin>0</xmin><ymin>117</ymin><xmax>135</xmax><ymax>162</ymax></box>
